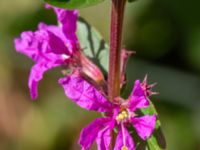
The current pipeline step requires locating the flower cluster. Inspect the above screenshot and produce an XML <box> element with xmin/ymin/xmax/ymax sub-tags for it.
<box><xmin>59</xmin><ymin>74</ymin><xmax>156</xmax><ymax>150</ymax></box>
<box><xmin>14</xmin><ymin>4</ymin><xmax>157</xmax><ymax>150</ymax></box>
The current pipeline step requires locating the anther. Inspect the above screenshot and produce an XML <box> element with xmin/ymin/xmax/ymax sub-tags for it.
<box><xmin>118</xmin><ymin>114</ymin><xmax>123</xmax><ymax>119</ymax></box>
<box><xmin>121</xmin><ymin>146</ymin><xmax>128</xmax><ymax>150</ymax></box>
<box><xmin>121</xmin><ymin>111</ymin><xmax>126</xmax><ymax>115</ymax></box>
<box><xmin>116</xmin><ymin>110</ymin><xmax>129</xmax><ymax>122</ymax></box>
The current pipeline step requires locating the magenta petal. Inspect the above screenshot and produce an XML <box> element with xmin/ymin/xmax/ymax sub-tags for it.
<box><xmin>38</xmin><ymin>23</ymin><xmax>70</xmax><ymax>55</ymax></box>
<box><xmin>46</xmin><ymin>5</ymin><xmax>78</xmax><ymax>52</ymax></box>
<box><xmin>128</xmin><ymin>80</ymin><xmax>149</xmax><ymax>111</ymax></box>
<box><xmin>96</xmin><ymin>127</ymin><xmax>111</xmax><ymax>150</ymax></box>
<box><xmin>79</xmin><ymin>118</ymin><xmax>111</xmax><ymax>150</ymax></box>
<box><xmin>60</xmin><ymin>10</ymin><xmax>78</xmax><ymax>48</ymax></box>
<box><xmin>14</xmin><ymin>22</ymin><xmax>71</xmax><ymax>62</ymax></box>
<box><xmin>131</xmin><ymin>115</ymin><xmax>156</xmax><ymax>140</ymax></box>
<box><xmin>59</xmin><ymin>75</ymin><xmax>113</xmax><ymax>112</ymax></box>
<box><xmin>14</xmin><ymin>30</ymin><xmax>49</xmax><ymax>61</ymax></box>
<box><xmin>56</xmin><ymin>9</ymin><xmax>78</xmax><ymax>39</ymax></box>
<box><xmin>47</xmin><ymin>30</ymin><xmax>70</xmax><ymax>55</ymax></box>
<box><xmin>38</xmin><ymin>22</ymin><xmax>67</xmax><ymax>44</ymax></box>
<box><xmin>114</xmin><ymin>125</ymin><xmax>135</xmax><ymax>150</ymax></box>
<box><xmin>28</xmin><ymin>60</ymin><xmax>60</xmax><ymax>99</ymax></box>
<box><xmin>96</xmin><ymin>120</ymin><xmax>115</xmax><ymax>150</ymax></box>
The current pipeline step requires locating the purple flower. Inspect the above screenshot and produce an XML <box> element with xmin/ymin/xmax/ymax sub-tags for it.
<box><xmin>14</xmin><ymin>5</ymin><xmax>79</xmax><ymax>99</ymax></box>
<box><xmin>59</xmin><ymin>75</ymin><xmax>156</xmax><ymax>150</ymax></box>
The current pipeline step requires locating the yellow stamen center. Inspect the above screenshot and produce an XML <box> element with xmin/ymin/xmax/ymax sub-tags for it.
<box><xmin>121</xmin><ymin>146</ymin><xmax>128</xmax><ymax>150</ymax></box>
<box><xmin>116</xmin><ymin>110</ymin><xmax>128</xmax><ymax>122</ymax></box>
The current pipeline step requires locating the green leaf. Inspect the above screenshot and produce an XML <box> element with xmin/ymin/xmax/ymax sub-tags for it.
<box><xmin>140</xmin><ymin>102</ymin><xmax>166</xmax><ymax>150</ymax></box>
<box><xmin>147</xmin><ymin>135</ymin><xmax>163</xmax><ymax>150</ymax></box>
<box><xmin>130</xmin><ymin>101</ymin><xmax>166</xmax><ymax>150</ymax></box>
<box><xmin>45</xmin><ymin>0</ymin><xmax>105</xmax><ymax>9</ymax></box>
<box><xmin>77</xmin><ymin>17</ymin><xmax>109</xmax><ymax>73</ymax></box>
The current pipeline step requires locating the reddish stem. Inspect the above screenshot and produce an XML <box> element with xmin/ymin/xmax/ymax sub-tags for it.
<box><xmin>108</xmin><ymin>0</ymin><xmax>126</xmax><ymax>149</ymax></box>
<box><xmin>108</xmin><ymin>0</ymin><xmax>126</xmax><ymax>101</ymax></box>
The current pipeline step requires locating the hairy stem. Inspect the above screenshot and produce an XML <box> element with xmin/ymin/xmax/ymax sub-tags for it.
<box><xmin>108</xmin><ymin>0</ymin><xmax>126</xmax><ymax>149</ymax></box>
<box><xmin>108</xmin><ymin>0</ymin><xmax>126</xmax><ymax>101</ymax></box>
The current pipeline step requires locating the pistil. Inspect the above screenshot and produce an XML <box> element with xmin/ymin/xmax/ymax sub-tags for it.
<box><xmin>121</xmin><ymin>123</ymin><xmax>128</xmax><ymax>150</ymax></box>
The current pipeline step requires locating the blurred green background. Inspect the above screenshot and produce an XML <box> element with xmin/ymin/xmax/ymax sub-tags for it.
<box><xmin>0</xmin><ymin>0</ymin><xmax>200</xmax><ymax>149</ymax></box>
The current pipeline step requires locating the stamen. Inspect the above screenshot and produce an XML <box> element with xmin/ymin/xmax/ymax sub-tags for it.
<box><xmin>121</xmin><ymin>123</ymin><xmax>127</xmax><ymax>150</ymax></box>
<box><xmin>121</xmin><ymin>146</ymin><xmax>128</xmax><ymax>150</ymax></box>
<box><xmin>116</xmin><ymin>110</ymin><xmax>129</xmax><ymax>122</ymax></box>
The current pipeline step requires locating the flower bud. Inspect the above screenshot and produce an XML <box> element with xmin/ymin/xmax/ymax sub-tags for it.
<box><xmin>74</xmin><ymin>51</ymin><xmax>105</xmax><ymax>86</ymax></box>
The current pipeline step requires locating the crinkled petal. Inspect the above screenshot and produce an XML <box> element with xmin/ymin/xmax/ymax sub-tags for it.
<box><xmin>14</xmin><ymin>25</ymin><xmax>67</xmax><ymax>62</ymax></box>
<box><xmin>46</xmin><ymin>4</ymin><xmax>78</xmax><ymax>53</ymax></box>
<box><xmin>128</xmin><ymin>80</ymin><xmax>149</xmax><ymax>111</ymax></box>
<box><xmin>131</xmin><ymin>115</ymin><xmax>156</xmax><ymax>140</ymax></box>
<box><xmin>96</xmin><ymin>120</ymin><xmax>115</xmax><ymax>150</ymax></box>
<box><xmin>29</xmin><ymin>60</ymin><xmax>60</xmax><ymax>99</ymax></box>
<box><xmin>14</xmin><ymin>30</ymin><xmax>49</xmax><ymax>61</ymax></box>
<box><xmin>114</xmin><ymin>125</ymin><xmax>135</xmax><ymax>150</ymax></box>
<box><xmin>59</xmin><ymin>75</ymin><xmax>113</xmax><ymax>112</ymax></box>
<box><xmin>79</xmin><ymin>118</ymin><xmax>111</xmax><ymax>150</ymax></box>
<box><xmin>38</xmin><ymin>23</ymin><xmax>70</xmax><ymax>55</ymax></box>
<box><xmin>38</xmin><ymin>22</ymin><xmax>65</xmax><ymax>40</ymax></box>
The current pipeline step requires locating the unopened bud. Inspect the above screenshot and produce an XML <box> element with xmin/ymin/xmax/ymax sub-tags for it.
<box><xmin>74</xmin><ymin>51</ymin><xmax>105</xmax><ymax>86</ymax></box>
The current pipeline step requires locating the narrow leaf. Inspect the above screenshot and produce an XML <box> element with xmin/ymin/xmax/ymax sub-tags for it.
<box><xmin>141</xmin><ymin>102</ymin><xmax>166</xmax><ymax>150</ymax></box>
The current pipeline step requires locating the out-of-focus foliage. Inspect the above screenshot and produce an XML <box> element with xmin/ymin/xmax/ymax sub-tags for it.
<box><xmin>128</xmin><ymin>0</ymin><xmax>137</xmax><ymax>2</ymax></box>
<box><xmin>0</xmin><ymin>0</ymin><xmax>200</xmax><ymax>150</ymax></box>
<box><xmin>45</xmin><ymin>0</ymin><xmax>105</xmax><ymax>9</ymax></box>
